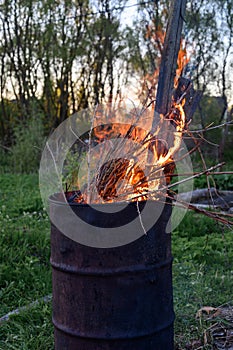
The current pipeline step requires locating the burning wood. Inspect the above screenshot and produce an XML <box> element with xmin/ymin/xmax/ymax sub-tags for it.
<box><xmin>65</xmin><ymin>0</ymin><xmax>202</xmax><ymax>205</ymax></box>
<box><xmin>66</xmin><ymin>87</ymin><xmax>191</xmax><ymax>204</ymax></box>
<box><xmin>96</xmin><ymin>158</ymin><xmax>148</xmax><ymax>201</ymax></box>
<box><xmin>71</xmin><ymin>76</ymin><xmax>200</xmax><ymax>205</ymax></box>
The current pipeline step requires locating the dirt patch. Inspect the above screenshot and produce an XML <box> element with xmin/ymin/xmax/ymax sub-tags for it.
<box><xmin>203</xmin><ymin>303</ymin><xmax>233</xmax><ymax>349</ymax></box>
<box><xmin>176</xmin><ymin>302</ymin><xmax>233</xmax><ymax>349</ymax></box>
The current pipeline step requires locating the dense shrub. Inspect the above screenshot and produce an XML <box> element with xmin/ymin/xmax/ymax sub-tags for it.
<box><xmin>11</xmin><ymin>117</ymin><xmax>45</xmax><ymax>173</ymax></box>
<box><xmin>194</xmin><ymin>173</ymin><xmax>233</xmax><ymax>190</ymax></box>
<box><xmin>0</xmin><ymin>147</ymin><xmax>11</xmax><ymax>173</ymax></box>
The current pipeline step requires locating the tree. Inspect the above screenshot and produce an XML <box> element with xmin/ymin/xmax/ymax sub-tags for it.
<box><xmin>123</xmin><ymin>0</ymin><xmax>169</xmax><ymax>103</ymax></box>
<box><xmin>0</xmin><ymin>0</ymin><xmax>40</xmax><ymax>118</ymax></box>
<box><xmin>0</xmin><ymin>0</ymin><xmax>128</xmax><ymax>141</ymax></box>
<box><xmin>185</xmin><ymin>0</ymin><xmax>233</xmax><ymax>160</ymax></box>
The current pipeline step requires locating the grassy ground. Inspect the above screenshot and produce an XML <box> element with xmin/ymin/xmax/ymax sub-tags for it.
<box><xmin>0</xmin><ymin>174</ymin><xmax>53</xmax><ymax>349</ymax></box>
<box><xmin>173</xmin><ymin>213</ymin><xmax>233</xmax><ymax>348</ymax></box>
<box><xmin>0</xmin><ymin>174</ymin><xmax>232</xmax><ymax>349</ymax></box>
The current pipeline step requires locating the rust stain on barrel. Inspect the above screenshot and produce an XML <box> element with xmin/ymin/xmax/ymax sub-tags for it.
<box><xmin>50</xmin><ymin>196</ymin><xmax>175</xmax><ymax>350</ymax></box>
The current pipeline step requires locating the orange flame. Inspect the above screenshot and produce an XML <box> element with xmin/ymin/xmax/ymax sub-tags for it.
<box><xmin>69</xmin><ymin>97</ymin><xmax>186</xmax><ymax>204</ymax></box>
<box><xmin>68</xmin><ymin>27</ymin><xmax>190</xmax><ymax>204</ymax></box>
<box><xmin>174</xmin><ymin>38</ymin><xmax>190</xmax><ymax>88</ymax></box>
<box><xmin>140</xmin><ymin>25</ymin><xmax>190</xmax><ymax>102</ymax></box>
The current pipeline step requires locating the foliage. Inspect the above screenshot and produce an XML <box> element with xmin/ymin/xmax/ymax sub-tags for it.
<box><xmin>0</xmin><ymin>148</ymin><xmax>11</xmax><ymax>173</ymax></box>
<box><xmin>0</xmin><ymin>0</ymin><xmax>128</xmax><ymax>141</ymax></box>
<box><xmin>192</xmin><ymin>95</ymin><xmax>223</xmax><ymax>128</ymax></box>
<box><xmin>0</xmin><ymin>0</ymin><xmax>232</xmax><ymax>165</ymax></box>
<box><xmin>214</xmin><ymin>173</ymin><xmax>233</xmax><ymax>190</ymax></box>
<box><xmin>194</xmin><ymin>173</ymin><xmax>233</xmax><ymax>190</ymax></box>
<box><xmin>0</xmin><ymin>174</ymin><xmax>52</xmax><ymax>349</ymax></box>
<box><xmin>126</xmin><ymin>0</ymin><xmax>233</xmax><ymax>159</ymax></box>
<box><xmin>62</xmin><ymin>144</ymin><xmax>86</xmax><ymax>192</ymax></box>
<box><xmin>10</xmin><ymin>116</ymin><xmax>45</xmax><ymax>174</ymax></box>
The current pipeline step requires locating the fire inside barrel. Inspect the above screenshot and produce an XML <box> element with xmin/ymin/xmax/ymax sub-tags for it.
<box><xmin>49</xmin><ymin>1</ymin><xmax>202</xmax><ymax>348</ymax></box>
<box><xmin>51</xmin><ymin>78</ymin><xmax>198</xmax><ymax>349</ymax></box>
<box><xmin>65</xmin><ymin>96</ymin><xmax>187</xmax><ymax>205</ymax></box>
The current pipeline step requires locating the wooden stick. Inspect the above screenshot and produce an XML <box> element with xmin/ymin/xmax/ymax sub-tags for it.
<box><xmin>152</xmin><ymin>0</ymin><xmax>187</xmax><ymax>130</ymax></box>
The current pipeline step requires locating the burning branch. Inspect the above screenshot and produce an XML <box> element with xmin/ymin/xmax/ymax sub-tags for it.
<box><xmin>62</xmin><ymin>0</ymin><xmax>233</xmax><ymax>230</ymax></box>
<box><xmin>154</xmin><ymin>0</ymin><xmax>187</xmax><ymax>119</ymax></box>
<box><xmin>150</xmin><ymin>0</ymin><xmax>201</xmax><ymax>144</ymax></box>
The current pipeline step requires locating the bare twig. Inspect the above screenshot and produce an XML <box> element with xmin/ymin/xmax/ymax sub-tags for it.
<box><xmin>168</xmin><ymin>163</ymin><xmax>225</xmax><ymax>190</ymax></box>
<box><xmin>191</xmin><ymin>121</ymin><xmax>233</xmax><ymax>134</ymax></box>
<box><xmin>86</xmin><ymin>107</ymin><xmax>97</xmax><ymax>203</ymax></box>
<box><xmin>136</xmin><ymin>201</ymin><xmax>147</xmax><ymax>235</ymax></box>
<box><xmin>0</xmin><ymin>144</ymin><xmax>12</xmax><ymax>152</ymax></box>
<box><xmin>166</xmin><ymin>192</ymin><xmax>233</xmax><ymax>227</ymax></box>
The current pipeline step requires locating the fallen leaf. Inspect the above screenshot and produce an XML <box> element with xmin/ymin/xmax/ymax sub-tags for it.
<box><xmin>185</xmin><ymin>339</ymin><xmax>202</xmax><ymax>349</ymax></box>
<box><xmin>196</xmin><ymin>306</ymin><xmax>219</xmax><ymax>319</ymax></box>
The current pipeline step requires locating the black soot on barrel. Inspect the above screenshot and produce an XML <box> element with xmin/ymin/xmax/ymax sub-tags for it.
<box><xmin>49</xmin><ymin>195</ymin><xmax>175</xmax><ymax>350</ymax></box>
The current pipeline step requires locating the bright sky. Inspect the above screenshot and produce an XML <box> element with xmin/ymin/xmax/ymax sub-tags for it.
<box><xmin>121</xmin><ymin>0</ymin><xmax>137</xmax><ymax>27</ymax></box>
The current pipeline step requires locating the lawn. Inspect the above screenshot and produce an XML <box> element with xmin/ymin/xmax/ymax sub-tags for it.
<box><xmin>0</xmin><ymin>174</ymin><xmax>53</xmax><ymax>349</ymax></box>
<box><xmin>0</xmin><ymin>174</ymin><xmax>232</xmax><ymax>349</ymax></box>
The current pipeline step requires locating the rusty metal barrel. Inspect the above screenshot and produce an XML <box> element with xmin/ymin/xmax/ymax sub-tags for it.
<box><xmin>49</xmin><ymin>194</ymin><xmax>175</xmax><ymax>350</ymax></box>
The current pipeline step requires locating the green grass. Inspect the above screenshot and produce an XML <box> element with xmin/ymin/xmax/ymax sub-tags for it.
<box><xmin>0</xmin><ymin>174</ymin><xmax>232</xmax><ymax>349</ymax></box>
<box><xmin>173</xmin><ymin>212</ymin><xmax>233</xmax><ymax>349</ymax></box>
<box><xmin>0</xmin><ymin>174</ymin><xmax>53</xmax><ymax>349</ymax></box>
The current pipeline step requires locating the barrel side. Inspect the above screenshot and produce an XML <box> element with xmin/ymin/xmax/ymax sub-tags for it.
<box><xmin>50</xmin><ymin>199</ymin><xmax>174</xmax><ymax>350</ymax></box>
